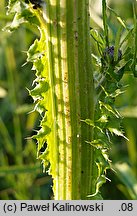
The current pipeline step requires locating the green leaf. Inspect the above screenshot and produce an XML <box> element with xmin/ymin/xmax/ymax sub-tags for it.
<box><xmin>81</xmin><ymin>119</ymin><xmax>94</xmax><ymax>126</ymax></box>
<box><xmin>115</xmin><ymin>60</ymin><xmax>132</xmax><ymax>81</ymax></box>
<box><xmin>86</xmin><ymin>139</ymin><xmax>109</xmax><ymax>150</ymax></box>
<box><xmin>33</xmin><ymin>102</ymin><xmax>45</xmax><ymax>115</ymax></box>
<box><xmin>27</xmin><ymin>39</ymin><xmax>43</xmax><ymax>62</ymax></box>
<box><xmin>7</xmin><ymin>1</ymin><xmax>21</xmax><ymax>14</ymax></box>
<box><xmin>108</xmin><ymin>127</ymin><xmax>128</xmax><ymax>140</ymax></box>
<box><xmin>4</xmin><ymin>14</ymin><xmax>26</xmax><ymax>32</ymax></box>
<box><xmin>32</xmin><ymin>59</ymin><xmax>44</xmax><ymax>77</ymax></box>
<box><xmin>87</xmin><ymin>175</ymin><xmax>107</xmax><ymax>198</ymax></box>
<box><xmin>5</xmin><ymin>0</ymin><xmax>40</xmax><ymax>32</ymax></box>
<box><xmin>114</xmin><ymin>26</ymin><xmax>123</xmax><ymax>62</ymax></box>
<box><xmin>109</xmin><ymin>88</ymin><xmax>125</xmax><ymax>98</ymax></box>
<box><xmin>97</xmin><ymin>115</ymin><xmax>108</xmax><ymax>123</ymax></box>
<box><xmin>120</xmin><ymin>28</ymin><xmax>134</xmax><ymax>47</ymax></box>
<box><xmin>107</xmin><ymin>6</ymin><xmax>127</xmax><ymax>29</ymax></box>
<box><xmin>82</xmin><ymin>119</ymin><xmax>103</xmax><ymax>133</ymax></box>
<box><xmin>30</xmin><ymin>81</ymin><xmax>49</xmax><ymax>100</ymax></box>
<box><xmin>99</xmin><ymin>101</ymin><xmax>120</xmax><ymax>118</ymax></box>
<box><xmin>33</xmin><ymin>126</ymin><xmax>51</xmax><ymax>153</ymax></box>
<box><xmin>90</xmin><ymin>29</ymin><xmax>104</xmax><ymax>46</ymax></box>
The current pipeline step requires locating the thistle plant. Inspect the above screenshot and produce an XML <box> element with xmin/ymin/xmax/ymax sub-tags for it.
<box><xmin>87</xmin><ymin>0</ymin><xmax>137</xmax><ymax>196</ymax></box>
<box><xmin>5</xmin><ymin>0</ymin><xmax>137</xmax><ymax>199</ymax></box>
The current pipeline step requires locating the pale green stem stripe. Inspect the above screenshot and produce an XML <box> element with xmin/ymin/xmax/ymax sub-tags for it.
<box><xmin>42</xmin><ymin>0</ymin><xmax>95</xmax><ymax>199</ymax></box>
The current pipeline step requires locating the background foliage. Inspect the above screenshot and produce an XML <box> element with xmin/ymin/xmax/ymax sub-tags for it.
<box><xmin>0</xmin><ymin>0</ymin><xmax>137</xmax><ymax>199</ymax></box>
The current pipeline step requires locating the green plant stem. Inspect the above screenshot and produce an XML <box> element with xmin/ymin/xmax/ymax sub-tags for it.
<box><xmin>36</xmin><ymin>0</ymin><xmax>95</xmax><ymax>199</ymax></box>
<box><xmin>102</xmin><ymin>0</ymin><xmax>109</xmax><ymax>47</ymax></box>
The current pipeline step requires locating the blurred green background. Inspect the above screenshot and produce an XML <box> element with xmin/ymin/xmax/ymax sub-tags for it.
<box><xmin>0</xmin><ymin>0</ymin><xmax>52</xmax><ymax>199</ymax></box>
<box><xmin>0</xmin><ymin>0</ymin><xmax>137</xmax><ymax>199</ymax></box>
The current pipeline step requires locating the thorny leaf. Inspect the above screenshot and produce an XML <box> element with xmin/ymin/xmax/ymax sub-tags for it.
<box><xmin>108</xmin><ymin>127</ymin><xmax>129</xmax><ymax>140</ymax></box>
